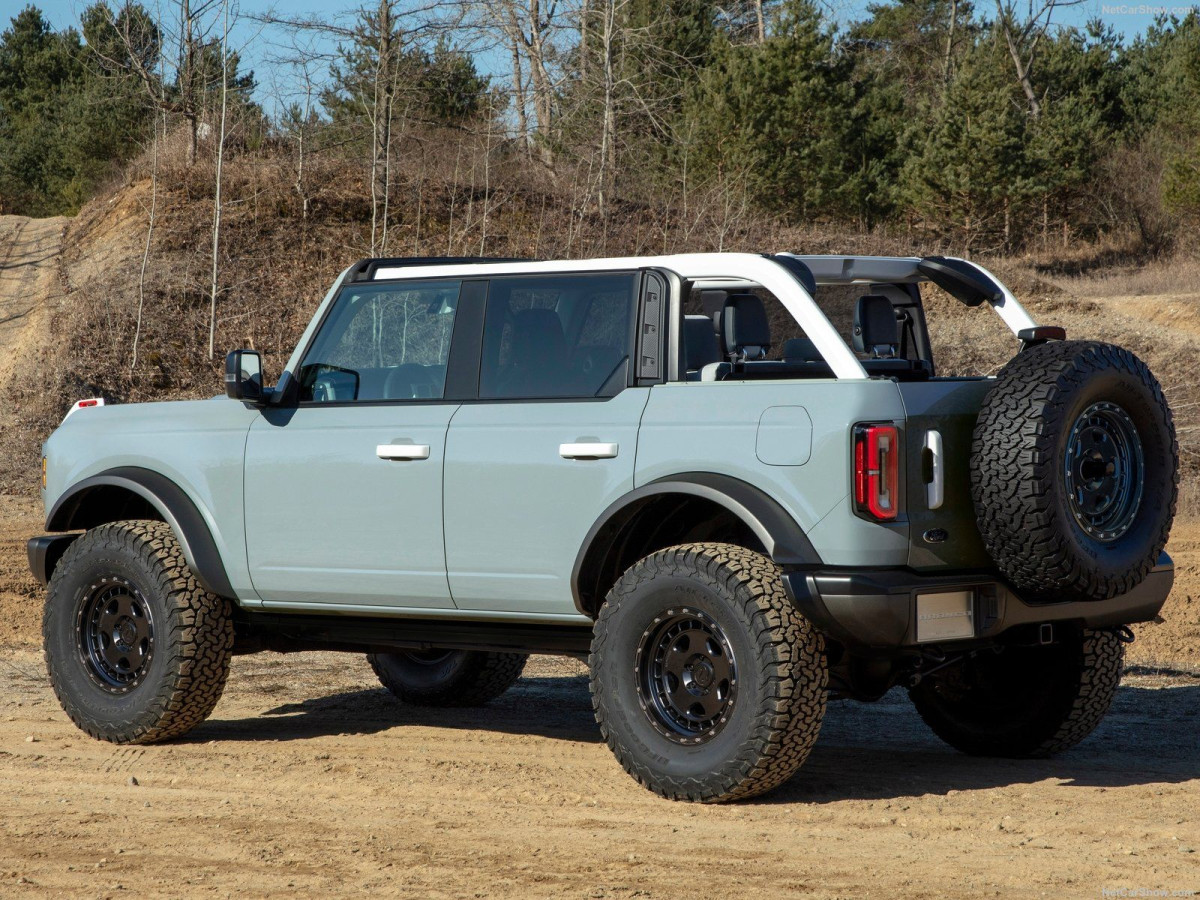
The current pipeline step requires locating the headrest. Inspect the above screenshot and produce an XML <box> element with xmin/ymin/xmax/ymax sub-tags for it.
<box><xmin>683</xmin><ymin>314</ymin><xmax>722</xmax><ymax>371</ymax></box>
<box><xmin>782</xmin><ymin>337</ymin><xmax>821</xmax><ymax>362</ymax></box>
<box><xmin>721</xmin><ymin>294</ymin><xmax>771</xmax><ymax>360</ymax></box>
<box><xmin>509</xmin><ymin>308</ymin><xmax>565</xmax><ymax>361</ymax></box>
<box><xmin>853</xmin><ymin>295</ymin><xmax>899</xmax><ymax>358</ymax></box>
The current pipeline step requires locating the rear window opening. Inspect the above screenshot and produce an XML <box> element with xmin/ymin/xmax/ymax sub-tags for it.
<box><xmin>679</xmin><ymin>282</ymin><xmax>937</xmax><ymax>382</ymax></box>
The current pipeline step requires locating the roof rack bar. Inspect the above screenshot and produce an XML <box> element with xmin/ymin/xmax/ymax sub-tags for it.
<box><xmin>347</xmin><ymin>256</ymin><xmax>535</xmax><ymax>282</ymax></box>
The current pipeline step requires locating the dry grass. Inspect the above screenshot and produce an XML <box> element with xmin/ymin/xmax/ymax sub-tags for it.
<box><xmin>1047</xmin><ymin>255</ymin><xmax>1200</xmax><ymax>300</ymax></box>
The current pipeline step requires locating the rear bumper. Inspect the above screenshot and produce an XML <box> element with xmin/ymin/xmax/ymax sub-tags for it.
<box><xmin>782</xmin><ymin>553</ymin><xmax>1173</xmax><ymax>649</ymax></box>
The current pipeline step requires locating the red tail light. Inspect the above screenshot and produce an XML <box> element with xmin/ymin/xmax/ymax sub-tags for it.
<box><xmin>853</xmin><ymin>424</ymin><xmax>899</xmax><ymax>521</ymax></box>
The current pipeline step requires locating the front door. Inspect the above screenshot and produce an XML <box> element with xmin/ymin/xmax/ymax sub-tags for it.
<box><xmin>443</xmin><ymin>271</ymin><xmax>649</xmax><ymax>618</ymax></box>
<box><xmin>244</xmin><ymin>277</ymin><xmax>466</xmax><ymax>611</ymax></box>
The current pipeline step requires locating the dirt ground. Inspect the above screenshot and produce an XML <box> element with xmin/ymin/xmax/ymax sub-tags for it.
<box><xmin>2</xmin><ymin>496</ymin><xmax>1200</xmax><ymax>898</ymax></box>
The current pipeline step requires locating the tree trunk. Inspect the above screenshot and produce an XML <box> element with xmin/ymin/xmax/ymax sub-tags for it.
<box><xmin>996</xmin><ymin>2</ymin><xmax>1041</xmax><ymax>118</ymax></box>
<box><xmin>208</xmin><ymin>0</ymin><xmax>230</xmax><ymax>361</ymax></box>
<box><xmin>942</xmin><ymin>0</ymin><xmax>957</xmax><ymax>88</ymax></box>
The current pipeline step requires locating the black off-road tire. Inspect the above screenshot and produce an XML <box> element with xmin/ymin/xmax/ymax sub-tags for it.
<box><xmin>43</xmin><ymin>521</ymin><xmax>234</xmax><ymax>744</ymax></box>
<box><xmin>590</xmin><ymin>543</ymin><xmax>827</xmax><ymax>803</ymax></box>
<box><xmin>972</xmin><ymin>340</ymin><xmax>1177</xmax><ymax>602</ymax></box>
<box><xmin>909</xmin><ymin>627</ymin><xmax>1125</xmax><ymax>758</ymax></box>
<box><xmin>368</xmin><ymin>649</ymin><xmax>527</xmax><ymax>706</ymax></box>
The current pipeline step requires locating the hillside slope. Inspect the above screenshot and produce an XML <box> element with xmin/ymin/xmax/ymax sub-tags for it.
<box><xmin>0</xmin><ymin>216</ymin><xmax>68</xmax><ymax>390</ymax></box>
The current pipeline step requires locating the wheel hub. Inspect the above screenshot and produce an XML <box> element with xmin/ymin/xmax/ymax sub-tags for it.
<box><xmin>77</xmin><ymin>579</ymin><xmax>155</xmax><ymax>693</ymax></box>
<box><xmin>635</xmin><ymin>608</ymin><xmax>737</xmax><ymax>745</ymax></box>
<box><xmin>1064</xmin><ymin>401</ymin><xmax>1145</xmax><ymax>542</ymax></box>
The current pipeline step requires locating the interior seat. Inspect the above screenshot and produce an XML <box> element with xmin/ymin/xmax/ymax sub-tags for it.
<box><xmin>683</xmin><ymin>315</ymin><xmax>722</xmax><ymax>380</ymax></box>
<box><xmin>493</xmin><ymin>308</ymin><xmax>568</xmax><ymax>397</ymax></box>
<box><xmin>701</xmin><ymin>294</ymin><xmax>772</xmax><ymax>381</ymax></box>
<box><xmin>853</xmin><ymin>294</ymin><xmax>932</xmax><ymax>380</ymax></box>
<box><xmin>782</xmin><ymin>337</ymin><xmax>822</xmax><ymax>362</ymax></box>
<box><xmin>853</xmin><ymin>295</ymin><xmax>900</xmax><ymax>359</ymax></box>
<box><xmin>384</xmin><ymin>364</ymin><xmax>437</xmax><ymax>400</ymax></box>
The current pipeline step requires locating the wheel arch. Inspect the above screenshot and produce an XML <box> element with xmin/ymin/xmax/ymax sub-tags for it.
<box><xmin>45</xmin><ymin>467</ymin><xmax>236</xmax><ymax>599</ymax></box>
<box><xmin>571</xmin><ymin>473</ymin><xmax>821</xmax><ymax>617</ymax></box>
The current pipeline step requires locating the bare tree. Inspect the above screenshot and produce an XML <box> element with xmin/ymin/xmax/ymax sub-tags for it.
<box><xmin>208</xmin><ymin>0</ymin><xmax>232</xmax><ymax>360</ymax></box>
<box><xmin>993</xmin><ymin>0</ymin><xmax>1082</xmax><ymax>118</ymax></box>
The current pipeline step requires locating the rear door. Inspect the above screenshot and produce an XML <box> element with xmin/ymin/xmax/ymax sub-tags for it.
<box><xmin>442</xmin><ymin>271</ymin><xmax>657</xmax><ymax>618</ymax></box>
<box><xmin>243</xmin><ymin>277</ymin><xmax>478</xmax><ymax>610</ymax></box>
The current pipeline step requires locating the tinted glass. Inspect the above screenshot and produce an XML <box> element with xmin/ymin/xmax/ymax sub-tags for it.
<box><xmin>298</xmin><ymin>280</ymin><xmax>460</xmax><ymax>402</ymax></box>
<box><xmin>479</xmin><ymin>273</ymin><xmax>636</xmax><ymax>399</ymax></box>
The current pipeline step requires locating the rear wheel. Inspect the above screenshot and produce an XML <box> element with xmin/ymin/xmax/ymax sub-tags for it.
<box><xmin>590</xmin><ymin>543</ymin><xmax>827</xmax><ymax>802</ymax></box>
<box><xmin>368</xmin><ymin>649</ymin><xmax>527</xmax><ymax>706</ymax></box>
<box><xmin>908</xmin><ymin>627</ymin><xmax>1125</xmax><ymax>758</ymax></box>
<box><xmin>43</xmin><ymin>521</ymin><xmax>233</xmax><ymax>744</ymax></box>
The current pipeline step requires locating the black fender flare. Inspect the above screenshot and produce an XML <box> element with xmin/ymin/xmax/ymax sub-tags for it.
<box><xmin>571</xmin><ymin>472</ymin><xmax>822</xmax><ymax>615</ymax></box>
<box><xmin>45</xmin><ymin>466</ymin><xmax>237</xmax><ymax>599</ymax></box>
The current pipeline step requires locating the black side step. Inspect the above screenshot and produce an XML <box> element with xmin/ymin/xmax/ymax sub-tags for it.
<box><xmin>233</xmin><ymin>611</ymin><xmax>592</xmax><ymax>658</ymax></box>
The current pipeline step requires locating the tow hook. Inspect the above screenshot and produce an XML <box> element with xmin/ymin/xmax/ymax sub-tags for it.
<box><xmin>1116</xmin><ymin>625</ymin><xmax>1136</xmax><ymax>644</ymax></box>
<box><xmin>908</xmin><ymin>649</ymin><xmax>965</xmax><ymax>687</ymax></box>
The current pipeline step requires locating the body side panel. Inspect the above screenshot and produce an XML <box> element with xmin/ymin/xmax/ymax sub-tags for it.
<box><xmin>636</xmin><ymin>379</ymin><xmax>911</xmax><ymax>567</ymax></box>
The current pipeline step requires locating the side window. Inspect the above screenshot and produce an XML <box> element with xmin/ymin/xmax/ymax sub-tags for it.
<box><xmin>297</xmin><ymin>280</ymin><xmax>460</xmax><ymax>402</ymax></box>
<box><xmin>479</xmin><ymin>273</ymin><xmax>637</xmax><ymax>399</ymax></box>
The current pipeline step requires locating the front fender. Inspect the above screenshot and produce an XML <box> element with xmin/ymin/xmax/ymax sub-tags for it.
<box><xmin>46</xmin><ymin>467</ymin><xmax>236</xmax><ymax>598</ymax></box>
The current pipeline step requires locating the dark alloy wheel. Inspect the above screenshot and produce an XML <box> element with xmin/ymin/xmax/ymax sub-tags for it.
<box><xmin>591</xmin><ymin>542</ymin><xmax>827</xmax><ymax>802</ymax></box>
<box><xmin>636</xmin><ymin>608</ymin><xmax>737</xmax><ymax>745</ymax></box>
<box><xmin>44</xmin><ymin>521</ymin><xmax>233</xmax><ymax>744</ymax></box>
<box><xmin>78</xmin><ymin>578</ymin><xmax>155</xmax><ymax>693</ymax></box>
<box><xmin>1064</xmin><ymin>401</ymin><xmax>1145</xmax><ymax>542</ymax></box>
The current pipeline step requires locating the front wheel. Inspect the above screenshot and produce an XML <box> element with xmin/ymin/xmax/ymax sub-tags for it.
<box><xmin>908</xmin><ymin>627</ymin><xmax>1125</xmax><ymax>758</ymax></box>
<box><xmin>590</xmin><ymin>543</ymin><xmax>827</xmax><ymax>802</ymax></box>
<box><xmin>368</xmin><ymin>649</ymin><xmax>527</xmax><ymax>706</ymax></box>
<box><xmin>43</xmin><ymin>521</ymin><xmax>234</xmax><ymax>744</ymax></box>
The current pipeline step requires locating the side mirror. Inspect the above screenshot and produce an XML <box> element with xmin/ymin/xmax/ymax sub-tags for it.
<box><xmin>225</xmin><ymin>349</ymin><xmax>265</xmax><ymax>404</ymax></box>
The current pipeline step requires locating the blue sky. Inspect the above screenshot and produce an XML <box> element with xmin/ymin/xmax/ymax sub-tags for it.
<box><xmin>16</xmin><ymin>0</ymin><xmax>1199</xmax><ymax>111</ymax></box>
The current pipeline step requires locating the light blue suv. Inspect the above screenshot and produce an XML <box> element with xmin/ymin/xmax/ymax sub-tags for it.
<box><xmin>31</xmin><ymin>253</ymin><xmax>1178</xmax><ymax>801</ymax></box>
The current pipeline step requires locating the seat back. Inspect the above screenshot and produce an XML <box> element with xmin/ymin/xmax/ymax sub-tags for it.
<box><xmin>683</xmin><ymin>314</ymin><xmax>722</xmax><ymax>374</ymax></box>
<box><xmin>720</xmin><ymin>294</ymin><xmax>771</xmax><ymax>361</ymax></box>
<box><xmin>782</xmin><ymin>337</ymin><xmax>821</xmax><ymax>362</ymax></box>
<box><xmin>853</xmin><ymin>295</ymin><xmax>899</xmax><ymax>359</ymax></box>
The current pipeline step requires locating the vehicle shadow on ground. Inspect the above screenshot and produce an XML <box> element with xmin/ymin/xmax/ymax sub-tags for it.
<box><xmin>193</xmin><ymin>676</ymin><xmax>1200</xmax><ymax>800</ymax></box>
<box><xmin>192</xmin><ymin>673</ymin><xmax>600</xmax><ymax>745</ymax></box>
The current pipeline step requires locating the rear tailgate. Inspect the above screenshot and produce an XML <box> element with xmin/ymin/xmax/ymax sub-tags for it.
<box><xmin>898</xmin><ymin>379</ymin><xmax>994</xmax><ymax>571</ymax></box>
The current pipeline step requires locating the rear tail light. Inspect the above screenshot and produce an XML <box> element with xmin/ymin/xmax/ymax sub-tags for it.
<box><xmin>853</xmin><ymin>424</ymin><xmax>900</xmax><ymax>521</ymax></box>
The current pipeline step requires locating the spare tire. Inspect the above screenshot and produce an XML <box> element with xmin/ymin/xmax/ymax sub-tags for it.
<box><xmin>971</xmin><ymin>340</ymin><xmax>1177</xmax><ymax>602</ymax></box>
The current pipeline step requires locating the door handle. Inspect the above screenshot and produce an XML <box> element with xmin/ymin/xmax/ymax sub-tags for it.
<box><xmin>377</xmin><ymin>443</ymin><xmax>431</xmax><ymax>461</ymax></box>
<box><xmin>924</xmin><ymin>430</ymin><xmax>943</xmax><ymax>510</ymax></box>
<box><xmin>559</xmin><ymin>442</ymin><xmax>619</xmax><ymax>460</ymax></box>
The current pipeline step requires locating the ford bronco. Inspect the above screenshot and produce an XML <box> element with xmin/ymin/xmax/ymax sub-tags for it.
<box><xmin>30</xmin><ymin>253</ymin><xmax>1178</xmax><ymax>801</ymax></box>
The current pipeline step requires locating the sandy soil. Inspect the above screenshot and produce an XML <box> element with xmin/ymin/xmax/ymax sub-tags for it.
<box><xmin>2</xmin><ymin>495</ymin><xmax>1200</xmax><ymax>898</ymax></box>
<box><xmin>1</xmin><ymin>648</ymin><xmax>1199</xmax><ymax>899</ymax></box>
